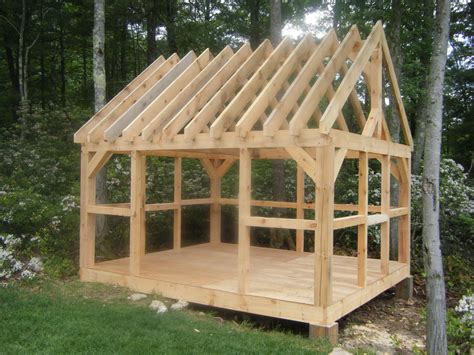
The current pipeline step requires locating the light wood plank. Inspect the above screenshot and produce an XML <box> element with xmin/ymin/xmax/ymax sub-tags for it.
<box><xmin>285</xmin><ymin>147</ymin><xmax>317</xmax><ymax>183</ymax></box>
<box><xmin>93</xmin><ymin>54</ymin><xmax>183</xmax><ymax>142</ymax></box>
<box><xmin>235</xmin><ymin>35</ymin><xmax>315</xmax><ymax>138</ymax></box>
<box><xmin>210</xmin><ymin>38</ymin><xmax>293</xmax><ymax>139</ymax></box>
<box><xmin>74</xmin><ymin>55</ymin><xmax>166</xmax><ymax>143</ymax></box>
<box><xmin>121</xmin><ymin>50</ymin><xmax>211</xmax><ymax>141</ymax></box>
<box><xmin>184</xmin><ymin>40</ymin><xmax>272</xmax><ymax>141</ymax></box>
<box><xmin>173</xmin><ymin>157</ymin><xmax>182</xmax><ymax>250</ymax></box>
<box><xmin>358</xmin><ymin>152</ymin><xmax>368</xmax><ymax>287</ymax></box>
<box><xmin>263</xmin><ymin>31</ymin><xmax>338</xmax><ymax>137</ymax></box>
<box><xmin>289</xmin><ymin>25</ymin><xmax>362</xmax><ymax>136</ymax></box>
<box><xmin>162</xmin><ymin>43</ymin><xmax>252</xmax><ymax>141</ymax></box>
<box><xmin>245</xmin><ymin>216</ymin><xmax>317</xmax><ymax>230</ymax></box>
<box><xmin>314</xmin><ymin>143</ymin><xmax>335</xmax><ymax>307</ymax></box>
<box><xmin>130</xmin><ymin>151</ymin><xmax>146</xmax><ymax>275</ymax></box>
<box><xmin>142</xmin><ymin>46</ymin><xmax>235</xmax><ymax>141</ymax></box>
<box><xmin>238</xmin><ymin>148</ymin><xmax>252</xmax><ymax>293</ymax></box>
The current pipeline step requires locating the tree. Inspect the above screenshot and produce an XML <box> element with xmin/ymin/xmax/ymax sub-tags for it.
<box><xmin>421</xmin><ymin>0</ymin><xmax>451</xmax><ymax>353</ymax></box>
<box><xmin>93</xmin><ymin>0</ymin><xmax>108</xmax><ymax>241</ymax></box>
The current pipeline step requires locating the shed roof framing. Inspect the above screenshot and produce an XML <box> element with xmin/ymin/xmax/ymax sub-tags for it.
<box><xmin>74</xmin><ymin>21</ymin><xmax>413</xmax><ymax>151</ymax></box>
<box><xmin>76</xmin><ymin>22</ymin><xmax>413</xmax><ymax>342</ymax></box>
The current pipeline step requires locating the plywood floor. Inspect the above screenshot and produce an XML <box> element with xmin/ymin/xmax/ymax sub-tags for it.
<box><xmin>93</xmin><ymin>243</ymin><xmax>405</xmax><ymax>304</ymax></box>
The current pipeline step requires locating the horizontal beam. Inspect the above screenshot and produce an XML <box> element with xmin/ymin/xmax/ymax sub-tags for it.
<box><xmin>245</xmin><ymin>216</ymin><xmax>317</xmax><ymax>230</ymax></box>
<box><xmin>367</xmin><ymin>213</ymin><xmax>389</xmax><ymax>226</ymax></box>
<box><xmin>84</xmin><ymin>128</ymin><xmax>411</xmax><ymax>158</ymax></box>
<box><xmin>333</xmin><ymin>215</ymin><xmax>364</xmax><ymax>230</ymax></box>
<box><xmin>88</xmin><ymin>204</ymin><xmax>131</xmax><ymax>217</ymax></box>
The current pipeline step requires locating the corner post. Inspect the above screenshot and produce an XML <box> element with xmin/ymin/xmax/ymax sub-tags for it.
<box><xmin>296</xmin><ymin>165</ymin><xmax>305</xmax><ymax>252</ymax></box>
<box><xmin>130</xmin><ymin>151</ymin><xmax>146</xmax><ymax>275</ymax></box>
<box><xmin>80</xmin><ymin>146</ymin><xmax>96</xmax><ymax>269</ymax></box>
<box><xmin>381</xmin><ymin>154</ymin><xmax>391</xmax><ymax>274</ymax></box>
<box><xmin>357</xmin><ymin>151</ymin><xmax>368</xmax><ymax>287</ymax></box>
<box><xmin>314</xmin><ymin>143</ymin><xmax>335</xmax><ymax>307</ymax></box>
<box><xmin>398</xmin><ymin>157</ymin><xmax>411</xmax><ymax>268</ymax></box>
<box><xmin>210</xmin><ymin>159</ymin><xmax>222</xmax><ymax>245</ymax></box>
<box><xmin>173</xmin><ymin>157</ymin><xmax>182</xmax><ymax>250</ymax></box>
<box><xmin>238</xmin><ymin>148</ymin><xmax>251</xmax><ymax>294</ymax></box>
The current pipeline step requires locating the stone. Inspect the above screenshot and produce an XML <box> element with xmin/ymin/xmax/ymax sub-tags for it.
<box><xmin>329</xmin><ymin>348</ymin><xmax>351</xmax><ymax>355</ymax></box>
<box><xmin>171</xmin><ymin>299</ymin><xmax>189</xmax><ymax>311</ymax></box>
<box><xmin>129</xmin><ymin>293</ymin><xmax>147</xmax><ymax>301</ymax></box>
<box><xmin>149</xmin><ymin>300</ymin><xmax>168</xmax><ymax>314</ymax></box>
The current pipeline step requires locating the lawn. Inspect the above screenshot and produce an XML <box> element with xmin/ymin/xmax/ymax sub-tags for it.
<box><xmin>0</xmin><ymin>279</ymin><xmax>331</xmax><ymax>354</ymax></box>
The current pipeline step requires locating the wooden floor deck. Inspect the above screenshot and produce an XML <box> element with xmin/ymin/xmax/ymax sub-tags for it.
<box><xmin>91</xmin><ymin>243</ymin><xmax>406</xmax><ymax>306</ymax></box>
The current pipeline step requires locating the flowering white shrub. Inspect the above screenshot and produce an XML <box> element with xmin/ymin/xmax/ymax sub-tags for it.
<box><xmin>456</xmin><ymin>294</ymin><xmax>474</xmax><ymax>323</ymax></box>
<box><xmin>0</xmin><ymin>234</ymin><xmax>43</xmax><ymax>281</ymax></box>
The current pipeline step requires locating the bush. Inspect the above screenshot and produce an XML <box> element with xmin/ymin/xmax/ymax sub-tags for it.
<box><xmin>447</xmin><ymin>294</ymin><xmax>474</xmax><ymax>353</ymax></box>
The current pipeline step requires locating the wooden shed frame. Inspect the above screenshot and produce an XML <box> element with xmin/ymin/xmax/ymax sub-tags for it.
<box><xmin>75</xmin><ymin>22</ymin><xmax>413</xmax><ymax>340</ymax></box>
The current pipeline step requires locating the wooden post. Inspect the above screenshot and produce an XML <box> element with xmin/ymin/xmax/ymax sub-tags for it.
<box><xmin>80</xmin><ymin>146</ymin><xmax>96</xmax><ymax>269</ymax></box>
<box><xmin>381</xmin><ymin>154</ymin><xmax>390</xmax><ymax>274</ymax></box>
<box><xmin>130</xmin><ymin>151</ymin><xmax>146</xmax><ymax>275</ymax></box>
<box><xmin>210</xmin><ymin>159</ymin><xmax>222</xmax><ymax>244</ymax></box>
<box><xmin>357</xmin><ymin>151</ymin><xmax>368</xmax><ymax>287</ymax></box>
<box><xmin>238</xmin><ymin>148</ymin><xmax>251</xmax><ymax>294</ymax></box>
<box><xmin>173</xmin><ymin>157</ymin><xmax>182</xmax><ymax>250</ymax></box>
<box><xmin>309</xmin><ymin>322</ymin><xmax>338</xmax><ymax>345</ymax></box>
<box><xmin>398</xmin><ymin>157</ymin><xmax>411</xmax><ymax>267</ymax></box>
<box><xmin>314</xmin><ymin>143</ymin><xmax>335</xmax><ymax>307</ymax></box>
<box><xmin>296</xmin><ymin>165</ymin><xmax>304</xmax><ymax>252</ymax></box>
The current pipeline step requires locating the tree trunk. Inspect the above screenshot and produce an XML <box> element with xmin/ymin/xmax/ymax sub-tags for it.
<box><xmin>93</xmin><ymin>0</ymin><xmax>108</xmax><ymax>243</ymax></box>
<box><xmin>165</xmin><ymin>0</ymin><xmax>178</xmax><ymax>54</ymax></box>
<box><xmin>147</xmin><ymin>0</ymin><xmax>158</xmax><ymax>64</ymax></box>
<box><xmin>421</xmin><ymin>0</ymin><xmax>450</xmax><ymax>353</ymax></box>
<box><xmin>248</xmin><ymin>0</ymin><xmax>261</xmax><ymax>50</ymax></box>
<box><xmin>59</xmin><ymin>0</ymin><xmax>66</xmax><ymax>107</ymax></box>
<box><xmin>412</xmin><ymin>0</ymin><xmax>435</xmax><ymax>174</ymax></box>
<box><xmin>388</xmin><ymin>0</ymin><xmax>402</xmax><ymax>259</ymax></box>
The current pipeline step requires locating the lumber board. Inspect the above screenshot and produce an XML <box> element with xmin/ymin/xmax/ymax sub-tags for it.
<box><xmin>121</xmin><ymin>50</ymin><xmax>211</xmax><ymax>141</ymax></box>
<box><xmin>319</xmin><ymin>21</ymin><xmax>382</xmax><ymax>134</ymax></box>
<box><xmin>380</xmin><ymin>30</ymin><xmax>413</xmax><ymax>148</ymax></box>
<box><xmin>210</xmin><ymin>38</ymin><xmax>293</xmax><ymax>139</ymax></box>
<box><xmin>285</xmin><ymin>147</ymin><xmax>317</xmax><ymax>183</ymax></box>
<box><xmin>74</xmin><ymin>55</ymin><xmax>166</xmax><ymax>143</ymax></box>
<box><xmin>102</xmin><ymin>52</ymin><xmax>194</xmax><ymax>142</ymax></box>
<box><xmin>289</xmin><ymin>25</ymin><xmax>361</xmax><ymax>136</ymax></box>
<box><xmin>183</xmin><ymin>40</ymin><xmax>272</xmax><ymax>141</ymax></box>
<box><xmin>143</xmin><ymin>46</ymin><xmax>235</xmax><ymax>141</ymax></box>
<box><xmin>245</xmin><ymin>216</ymin><xmax>317</xmax><ymax>230</ymax></box>
<box><xmin>161</xmin><ymin>43</ymin><xmax>252</xmax><ymax>142</ymax></box>
<box><xmin>238</xmin><ymin>148</ymin><xmax>252</xmax><ymax>293</ymax></box>
<box><xmin>235</xmin><ymin>35</ymin><xmax>315</xmax><ymax>138</ymax></box>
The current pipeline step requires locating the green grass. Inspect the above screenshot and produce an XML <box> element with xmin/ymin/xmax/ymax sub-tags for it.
<box><xmin>0</xmin><ymin>279</ymin><xmax>332</xmax><ymax>354</ymax></box>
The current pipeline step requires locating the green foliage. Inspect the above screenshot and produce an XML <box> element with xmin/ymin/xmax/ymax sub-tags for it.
<box><xmin>447</xmin><ymin>299</ymin><xmax>474</xmax><ymax>353</ymax></box>
<box><xmin>411</xmin><ymin>159</ymin><xmax>474</xmax><ymax>265</ymax></box>
<box><xmin>0</xmin><ymin>107</ymin><xmax>83</xmax><ymax>279</ymax></box>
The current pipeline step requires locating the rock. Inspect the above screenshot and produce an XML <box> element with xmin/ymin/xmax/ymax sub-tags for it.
<box><xmin>171</xmin><ymin>299</ymin><xmax>189</xmax><ymax>311</ymax></box>
<box><xmin>149</xmin><ymin>300</ymin><xmax>168</xmax><ymax>314</ymax></box>
<box><xmin>330</xmin><ymin>348</ymin><xmax>351</xmax><ymax>355</ymax></box>
<box><xmin>129</xmin><ymin>293</ymin><xmax>147</xmax><ymax>301</ymax></box>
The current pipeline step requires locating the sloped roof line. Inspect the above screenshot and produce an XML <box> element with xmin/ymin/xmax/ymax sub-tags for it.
<box><xmin>74</xmin><ymin>22</ymin><xmax>413</xmax><ymax>148</ymax></box>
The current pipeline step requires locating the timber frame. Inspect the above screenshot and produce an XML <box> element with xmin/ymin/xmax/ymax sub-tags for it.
<box><xmin>76</xmin><ymin>22</ymin><xmax>413</xmax><ymax>340</ymax></box>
